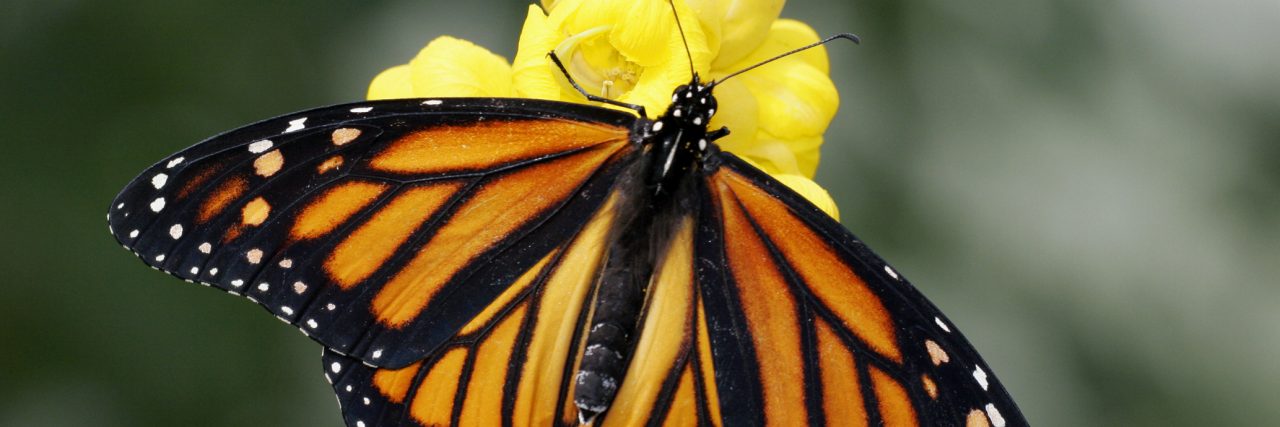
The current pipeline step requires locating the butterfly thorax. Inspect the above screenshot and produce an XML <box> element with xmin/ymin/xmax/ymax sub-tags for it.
<box><xmin>645</xmin><ymin>78</ymin><xmax>723</xmax><ymax>198</ymax></box>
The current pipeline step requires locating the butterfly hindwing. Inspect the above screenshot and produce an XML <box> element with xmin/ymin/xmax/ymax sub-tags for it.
<box><xmin>108</xmin><ymin>98</ymin><xmax>639</xmax><ymax>368</ymax></box>
<box><xmin>324</xmin><ymin>192</ymin><xmax>628</xmax><ymax>427</ymax></box>
<box><xmin>687</xmin><ymin>152</ymin><xmax>1026</xmax><ymax>426</ymax></box>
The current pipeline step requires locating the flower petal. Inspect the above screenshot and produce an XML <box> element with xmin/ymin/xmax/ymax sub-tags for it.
<box><xmin>706</xmin><ymin>78</ymin><xmax>759</xmax><ymax>153</ymax></box>
<box><xmin>761</xmin><ymin>130</ymin><xmax>823</xmax><ymax>177</ymax></box>
<box><xmin>700</xmin><ymin>0</ymin><xmax>785</xmax><ymax>69</ymax></box>
<box><xmin>407</xmin><ymin>36</ymin><xmax>514</xmax><ymax>98</ymax></box>
<box><xmin>724</xmin><ymin>18</ymin><xmax>827</xmax><ymax>74</ymax></box>
<box><xmin>367</xmin><ymin>65</ymin><xmax>414</xmax><ymax>100</ymax></box>
<box><xmin>737</xmin><ymin>60</ymin><xmax>837</xmax><ymax>139</ymax></box>
<box><xmin>512</xmin><ymin>5</ymin><xmax>564</xmax><ymax>100</ymax></box>
<box><xmin>773</xmin><ymin>173</ymin><xmax>840</xmax><ymax>220</ymax></box>
<box><xmin>608</xmin><ymin>0</ymin><xmax>674</xmax><ymax>67</ymax></box>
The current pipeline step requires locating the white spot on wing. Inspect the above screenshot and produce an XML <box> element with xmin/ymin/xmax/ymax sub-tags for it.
<box><xmin>166</xmin><ymin>157</ymin><xmax>185</xmax><ymax>168</ymax></box>
<box><xmin>330</xmin><ymin>361</ymin><xmax>342</xmax><ymax>373</ymax></box>
<box><xmin>278</xmin><ymin>258</ymin><xmax>293</xmax><ymax>268</ymax></box>
<box><xmin>345</xmin><ymin>385</ymin><xmax>352</xmax><ymax>392</ymax></box>
<box><xmin>247</xmin><ymin>140</ymin><xmax>273</xmax><ymax>154</ymax></box>
<box><xmin>422</xmin><ymin>99</ymin><xmax>443</xmax><ymax>106</ymax></box>
<box><xmin>198</xmin><ymin>242</ymin><xmax>211</xmax><ymax>254</ymax></box>
<box><xmin>169</xmin><ymin>224</ymin><xmax>183</xmax><ymax>239</ymax></box>
<box><xmin>372</xmin><ymin>349</ymin><xmax>382</xmax><ymax>359</ymax></box>
<box><xmin>884</xmin><ymin>265</ymin><xmax>899</xmax><ymax>279</ymax></box>
<box><xmin>325</xmin><ymin>303</ymin><xmax>336</xmax><ymax>311</ymax></box>
<box><xmin>356</xmin><ymin>421</ymin><xmax>366</xmax><ymax>427</ymax></box>
<box><xmin>652</xmin><ymin>121</ymin><xmax>664</xmax><ymax>132</ymax></box>
<box><xmin>350</xmin><ymin>106</ymin><xmax>373</xmax><ymax>113</ymax></box>
<box><xmin>935</xmin><ymin>317</ymin><xmax>952</xmax><ymax>332</ymax></box>
<box><xmin>284</xmin><ymin>118</ymin><xmax>307</xmax><ymax>133</ymax></box>
<box><xmin>116</xmin><ymin>203</ymin><xmax>124</xmax><ymax>210</ymax></box>
<box><xmin>231</xmin><ymin>279</ymin><xmax>244</xmax><ymax>287</ymax></box>
<box><xmin>129</xmin><ymin>229</ymin><xmax>140</xmax><ymax>238</ymax></box>
<box><xmin>986</xmin><ymin>404</ymin><xmax>1006</xmax><ymax>427</ymax></box>
<box><xmin>307</xmin><ymin>318</ymin><xmax>319</xmax><ymax>329</ymax></box>
<box><xmin>292</xmin><ymin>281</ymin><xmax>307</xmax><ymax>294</ymax></box>
<box><xmin>362</xmin><ymin>397</ymin><xmax>370</xmax><ymax>405</ymax></box>
<box><xmin>973</xmin><ymin>366</ymin><xmax>989</xmax><ymax>390</ymax></box>
<box><xmin>151</xmin><ymin>173</ymin><xmax>168</xmax><ymax>189</ymax></box>
<box><xmin>150</xmin><ymin>197</ymin><xmax>166</xmax><ymax>212</ymax></box>
<box><xmin>154</xmin><ymin>254</ymin><xmax>165</xmax><ymax>262</ymax></box>
<box><xmin>189</xmin><ymin>267</ymin><xmax>199</xmax><ymax>275</ymax></box>
<box><xmin>257</xmin><ymin>282</ymin><xmax>269</xmax><ymax>292</ymax></box>
<box><xmin>245</xmin><ymin>248</ymin><xmax>263</xmax><ymax>264</ymax></box>
<box><xmin>281</xmin><ymin>306</ymin><xmax>294</xmax><ymax>315</ymax></box>
<box><xmin>209</xmin><ymin>268</ymin><xmax>218</xmax><ymax>276</ymax></box>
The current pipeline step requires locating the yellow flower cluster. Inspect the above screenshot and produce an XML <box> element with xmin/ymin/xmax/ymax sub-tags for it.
<box><xmin>368</xmin><ymin>0</ymin><xmax>840</xmax><ymax>218</ymax></box>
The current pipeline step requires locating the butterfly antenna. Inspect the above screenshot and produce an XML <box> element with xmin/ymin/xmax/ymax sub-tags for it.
<box><xmin>707</xmin><ymin>33</ymin><xmax>860</xmax><ymax>89</ymax></box>
<box><xmin>667</xmin><ymin>0</ymin><xmax>697</xmax><ymax>81</ymax></box>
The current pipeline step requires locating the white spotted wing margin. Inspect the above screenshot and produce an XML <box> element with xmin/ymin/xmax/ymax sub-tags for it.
<box><xmin>106</xmin><ymin>97</ymin><xmax>639</xmax><ymax>370</ymax></box>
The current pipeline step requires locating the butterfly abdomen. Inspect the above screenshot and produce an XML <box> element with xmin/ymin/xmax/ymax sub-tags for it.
<box><xmin>574</xmin><ymin>199</ymin><xmax>659</xmax><ymax>420</ymax></box>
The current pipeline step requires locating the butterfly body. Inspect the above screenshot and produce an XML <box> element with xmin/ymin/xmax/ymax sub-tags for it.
<box><xmin>110</xmin><ymin>78</ymin><xmax>1027</xmax><ymax>425</ymax></box>
<box><xmin>573</xmin><ymin>78</ymin><xmax>724</xmax><ymax>421</ymax></box>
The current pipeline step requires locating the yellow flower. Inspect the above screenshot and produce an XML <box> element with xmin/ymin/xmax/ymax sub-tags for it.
<box><xmin>366</xmin><ymin>0</ymin><xmax>840</xmax><ymax>219</ymax></box>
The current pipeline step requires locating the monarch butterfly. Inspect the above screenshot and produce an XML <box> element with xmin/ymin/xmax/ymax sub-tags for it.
<box><xmin>107</xmin><ymin>22</ymin><xmax>1026</xmax><ymax>427</ymax></box>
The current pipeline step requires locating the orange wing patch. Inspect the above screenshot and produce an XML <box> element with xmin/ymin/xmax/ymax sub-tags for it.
<box><xmin>408</xmin><ymin>347</ymin><xmax>469</xmax><ymax>425</ymax></box>
<box><xmin>324</xmin><ymin>181</ymin><xmax>464</xmax><ymax>289</ymax></box>
<box><xmin>331</xmin><ymin>127</ymin><xmax>362</xmax><ymax>146</ymax></box>
<box><xmin>369</xmin><ymin>119</ymin><xmax>627</xmax><ymax>174</ymax></box>
<box><xmin>241</xmin><ymin>197</ymin><xmax>270</xmax><ymax>226</ymax></box>
<box><xmin>178</xmin><ymin>161</ymin><xmax>226</xmax><ymax>201</ymax></box>
<box><xmin>718</xmin><ymin>169</ymin><xmax>902</xmax><ymax>363</ymax></box>
<box><xmin>661</xmin><ymin>366</ymin><xmax>699</xmax><ymax>427</ymax></box>
<box><xmin>197</xmin><ymin>176</ymin><xmax>247</xmax><ymax>224</ymax></box>
<box><xmin>870</xmin><ymin>366</ymin><xmax>918</xmax><ymax>426</ymax></box>
<box><xmin>714</xmin><ymin>179</ymin><xmax>809</xmax><ymax>426</ymax></box>
<box><xmin>457</xmin><ymin>304</ymin><xmax>529</xmax><ymax>425</ymax></box>
<box><xmin>317</xmin><ymin>155</ymin><xmax>344</xmax><ymax>174</ymax></box>
<box><xmin>289</xmin><ymin>181</ymin><xmax>390</xmax><ymax>241</ymax></box>
<box><xmin>253</xmin><ymin>149</ymin><xmax>284</xmax><ymax>177</ymax></box>
<box><xmin>816</xmin><ymin>319</ymin><xmax>868</xmax><ymax>427</ymax></box>
<box><xmin>372</xmin><ymin>360</ymin><xmax>423</xmax><ymax>404</ymax></box>
<box><xmin>371</xmin><ymin>144</ymin><xmax>624</xmax><ymax>328</ymax></box>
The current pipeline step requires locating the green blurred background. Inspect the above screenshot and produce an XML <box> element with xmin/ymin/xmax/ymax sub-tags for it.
<box><xmin>3</xmin><ymin>0</ymin><xmax>1277</xmax><ymax>425</ymax></box>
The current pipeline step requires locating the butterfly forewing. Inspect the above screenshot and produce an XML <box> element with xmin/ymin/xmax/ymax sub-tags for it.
<box><xmin>108</xmin><ymin>98</ymin><xmax>639</xmax><ymax>368</ymax></box>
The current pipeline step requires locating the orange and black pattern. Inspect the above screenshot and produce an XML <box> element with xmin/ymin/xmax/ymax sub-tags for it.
<box><xmin>110</xmin><ymin>96</ymin><xmax>1026</xmax><ymax>426</ymax></box>
<box><xmin>108</xmin><ymin>98</ymin><xmax>637</xmax><ymax>368</ymax></box>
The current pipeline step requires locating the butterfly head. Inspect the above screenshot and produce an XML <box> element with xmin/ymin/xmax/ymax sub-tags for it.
<box><xmin>646</xmin><ymin>77</ymin><xmax>730</xmax><ymax>196</ymax></box>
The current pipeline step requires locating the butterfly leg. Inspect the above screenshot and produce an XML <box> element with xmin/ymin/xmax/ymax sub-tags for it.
<box><xmin>706</xmin><ymin>126</ymin><xmax>729</xmax><ymax>141</ymax></box>
<box><xmin>548</xmin><ymin>52</ymin><xmax>649</xmax><ymax>117</ymax></box>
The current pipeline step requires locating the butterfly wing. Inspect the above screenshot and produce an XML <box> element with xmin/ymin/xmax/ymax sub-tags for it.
<box><xmin>322</xmin><ymin>190</ymin><xmax>629</xmax><ymax>426</ymax></box>
<box><xmin>320</xmin><ymin>150</ymin><xmax>1027</xmax><ymax>427</ymax></box>
<box><xmin>672</xmin><ymin>152</ymin><xmax>1028</xmax><ymax>426</ymax></box>
<box><xmin>107</xmin><ymin>98</ymin><xmax>639</xmax><ymax>369</ymax></box>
